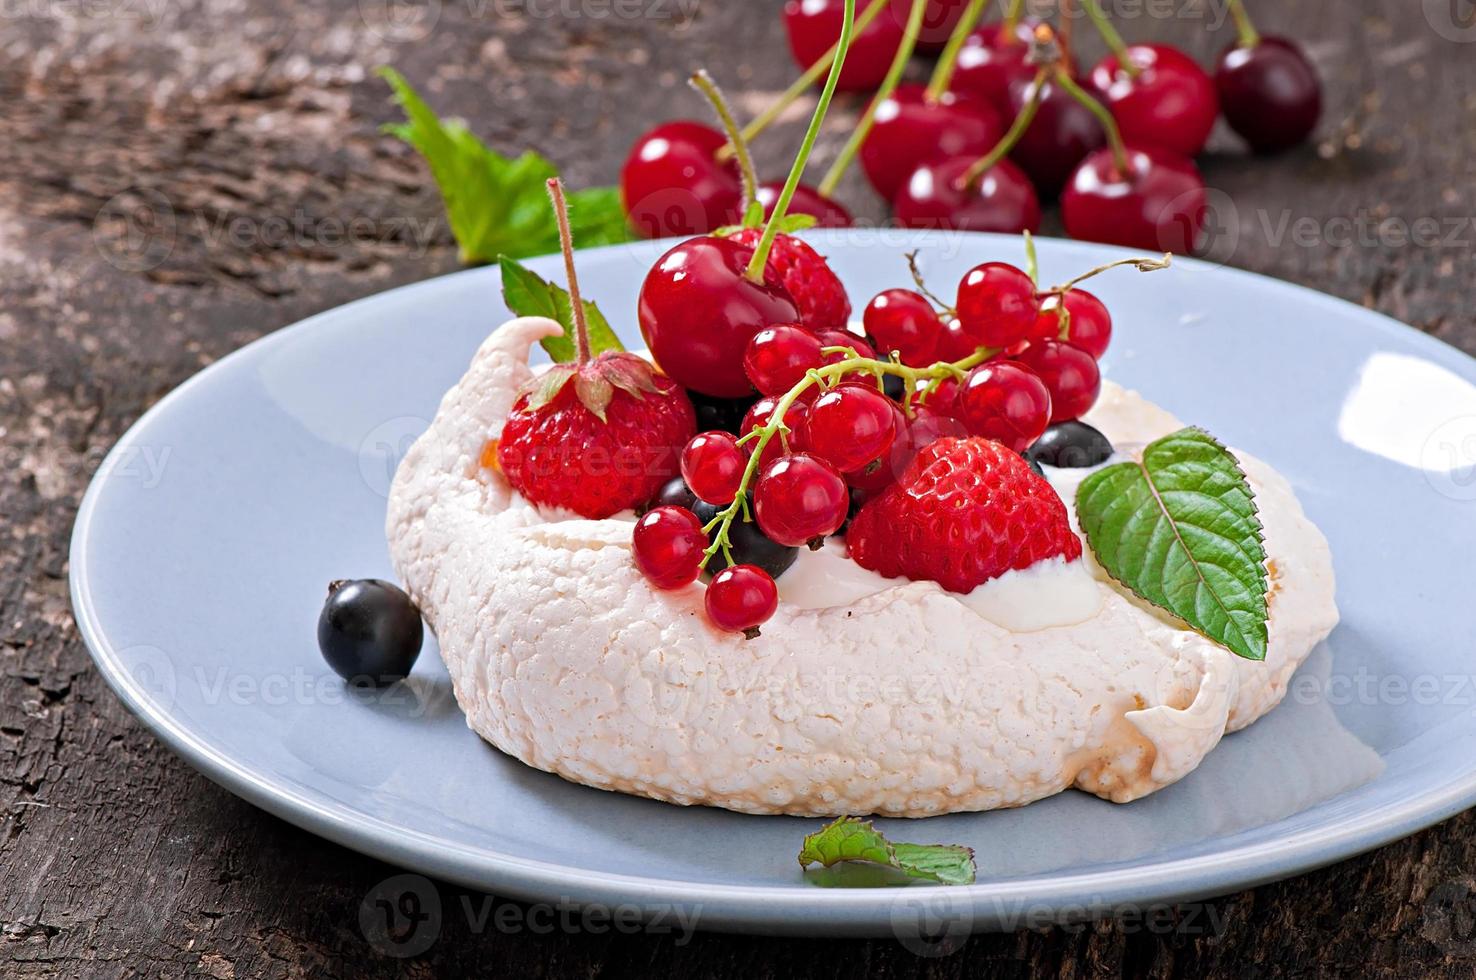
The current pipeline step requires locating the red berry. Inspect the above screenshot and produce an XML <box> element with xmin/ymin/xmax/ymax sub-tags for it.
<box><xmin>948</xmin><ymin>17</ymin><xmax>1040</xmax><ymax>115</ymax></box>
<box><xmin>1005</xmin><ymin>74</ymin><xmax>1106</xmax><ymax>200</ymax></box>
<box><xmin>817</xmin><ymin>330</ymin><xmax>876</xmax><ymax>363</ymax></box>
<box><xmin>863</xmin><ymin>289</ymin><xmax>942</xmax><ymax>366</ymax></box>
<box><xmin>1015</xmin><ymin>340</ymin><xmax>1102</xmax><ymax>422</ymax></box>
<box><xmin>933</xmin><ymin>316</ymin><xmax>977</xmax><ymax>362</ymax></box>
<box><xmin>632</xmin><ymin>506</ymin><xmax>709</xmax><ymax>589</ymax></box>
<box><xmin>1087</xmin><ymin>44</ymin><xmax>1219</xmax><ymax>159</ymax></box>
<box><xmin>956</xmin><ymin>361</ymin><xmax>1052</xmax><ymax>453</ymax></box>
<box><xmin>783</xmin><ymin>0</ymin><xmax>905</xmax><ymax>92</ymax></box>
<box><xmin>889</xmin><ymin>0</ymin><xmax>973</xmax><ymax>53</ymax></box>
<box><xmin>1061</xmin><ymin>145</ymin><xmax>1206</xmax><ymax>254</ymax></box>
<box><xmin>754</xmin><ymin>453</ymin><xmax>849</xmax><ymax>546</ymax></box>
<box><xmin>742</xmin><ymin>396</ymin><xmax>811</xmax><ymax>472</ymax></box>
<box><xmin>744</xmin><ymin>325</ymin><xmax>825</xmax><ymax>396</ymax></box>
<box><xmin>620</xmin><ymin>122</ymin><xmax>742</xmax><ymax>239</ymax></box>
<box><xmin>681</xmin><ymin>431</ymin><xmax>747</xmax><ymax>505</ymax></box>
<box><xmin>858</xmin><ymin>84</ymin><xmax>1003</xmax><ymax>202</ymax></box>
<box><xmin>955</xmin><ymin>262</ymin><xmax>1040</xmax><ymax>349</ymax></box>
<box><xmin>1032</xmin><ymin>290</ymin><xmax>1112</xmax><ymax>359</ymax></box>
<box><xmin>893</xmin><ymin>156</ymin><xmax>1042</xmax><ymax>236</ymax></box>
<box><xmin>799</xmin><ymin>385</ymin><xmax>898</xmax><ymax>473</ymax></box>
<box><xmin>704</xmin><ymin>564</ymin><xmax>779</xmax><ymax>636</ymax></box>
<box><xmin>1215</xmin><ymin>36</ymin><xmax>1321</xmax><ymax>154</ymax></box>
<box><xmin>728</xmin><ymin>228</ymin><xmax>851</xmax><ymax>332</ymax></box>
<box><xmin>921</xmin><ymin>376</ymin><xmax>963</xmax><ymax>415</ymax></box>
<box><xmin>758</xmin><ymin>181</ymin><xmax>853</xmax><ymax>228</ymax></box>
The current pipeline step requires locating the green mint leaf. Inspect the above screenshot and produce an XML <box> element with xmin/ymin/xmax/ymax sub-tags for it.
<box><xmin>498</xmin><ymin>256</ymin><xmax>624</xmax><ymax>363</ymax></box>
<box><xmin>798</xmin><ymin>817</ymin><xmax>976</xmax><ymax>886</ymax></box>
<box><xmin>380</xmin><ymin>68</ymin><xmax>633</xmax><ymax>264</ymax></box>
<box><xmin>1075</xmin><ymin>427</ymin><xmax>1269</xmax><ymax>661</ymax></box>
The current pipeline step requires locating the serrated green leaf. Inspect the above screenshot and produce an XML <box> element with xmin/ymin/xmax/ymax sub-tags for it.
<box><xmin>798</xmin><ymin>817</ymin><xmax>976</xmax><ymax>886</ymax></box>
<box><xmin>1076</xmin><ymin>427</ymin><xmax>1269</xmax><ymax>661</ymax></box>
<box><xmin>498</xmin><ymin>256</ymin><xmax>624</xmax><ymax>363</ymax></box>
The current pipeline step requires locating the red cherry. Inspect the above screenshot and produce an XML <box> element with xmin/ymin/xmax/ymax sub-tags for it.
<box><xmin>798</xmin><ymin>385</ymin><xmax>898</xmax><ymax>473</ymax></box>
<box><xmin>757</xmin><ymin>181</ymin><xmax>853</xmax><ymax>228</ymax></box>
<box><xmin>632</xmin><ymin>506</ymin><xmax>709</xmax><ymax>589</ymax></box>
<box><xmin>1061</xmin><ymin>145</ymin><xmax>1206</xmax><ymax>253</ymax></box>
<box><xmin>889</xmin><ymin>0</ymin><xmax>972</xmax><ymax>53</ymax></box>
<box><xmin>742</xmin><ymin>396</ymin><xmax>811</xmax><ymax>471</ymax></box>
<box><xmin>955</xmin><ymin>261</ymin><xmax>1040</xmax><ymax>349</ymax></box>
<box><xmin>1033</xmin><ymin>289</ymin><xmax>1112</xmax><ymax>359</ymax></box>
<box><xmin>638</xmin><ymin>235</ymin><xmax>800</xmax><ymax>398</ymax></box>
<box><xmin>783</xmin><ymin>0</ymin><xmax>905</xmax><ymax>93</ymax></box>
<box><xmin>949</xmin><ymin>18</ymin><xmax>1040</xmax><ymax>115</ymax></box>
<box><xmin>705</xmin><ymin>564</ymin><xmax>779</xmax><ymax>636</ymax></box>
<box><xmin>862</xmin><ymin>289</ymin><xmax>942</xmax><ymax>366</ymax></box>
<box><xmin>681</xmin><ymin>431</ymin><xmax>747</xmax><ymax>505</ymax></box>
<box><xmin>620</xmin><ymin>122</ymin><xmax>742</xmax><ymax>239</ymax></box>
<box><xmin>744</xmin><ymin>325</ymin><xmax>825</xmax><ymax>396</ymax></box>
<box><xmin>957</xmin><ymin>361</ymin><xmax>1052</xmax><ymax>452</ymax></box>
<box><xmin>858</xmin><ymin>84</ymin><xmax>1003</xmax><ymax>202</ymax></box>
<box><xmin>1016</xmin><ymin>340</ymin><xmax>1102</xmax><ymax>422</ymax></box>
<box><xmin>1006</xmin><ymin>74</ymin><xmax>1106</xmax><ymax>199</ymax></box>
<box><xmin>893</xmin><ymin>155</ymin><xmax>1041</xmax><ymax>235</ymax></box>
<box><xmin>1087</xmin><ymin>44</ymin><xmax>1219</xmax><ymax>159</ymax></box>
<box><xmin>754</xmin><ymin>453</ymin><xmax>849</xmax><ymax>546</ymax></box>
<box><xmin>1215</xmin><ymin>37</ymin><xmax>1321</xmax><ymax>154</ymax></box>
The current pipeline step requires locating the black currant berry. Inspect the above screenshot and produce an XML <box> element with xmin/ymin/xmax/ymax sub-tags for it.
<box><xmin>318</xmin><ymin>579</ymin><xmax>423</xmax><ymax>686</ymax></box>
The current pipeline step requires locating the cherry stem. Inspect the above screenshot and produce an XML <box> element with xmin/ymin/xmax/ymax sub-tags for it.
<box><xmin>1054</xmin><ymin>66</ymin><xmax>1129</xmax><ymax>174</ymax></box>
<box><xmin>715</xmin><ymin>0</ymin><xmax>891</xmax><ymax>163</ymax></box>
<box><xmin>1228</xmin><ymin>0</ymin><xmax>1261</xmax><ymax>48</ymax></box>
<box><xmin>924</xmin><ymin>0</ymin><xmax>989</xmax><ymax>102</ymax></box>
<box><xmin>746</xmin><ymin>0</ymin><xmax>856</xmax><ymax>281</ymax></box>
<box><xmin>904</xmin><ymin>251</ymin><xmax>955</xmax><ymax>314</ymax></box>
<box><xmin>1023</xmin><ymin>230</ymin><xmax>1039</xmax><ymax>285</ymax></box>
<box><xmin>1082</xmin><ymin>0</ymin><xmax>1137</xmax><ymax>76</ymax></box>
<box><xmin>1057</xmin><ymin>0</ymin><xmax>1076</xmax><ymax>75</ymax></box>
<box><xmin>957</xmin><ymin>65</ymin><xmax>1048</xmax><ymax>189</ymax></box>
<box><xmin>1038</xmin><ymin>252</ymin><xmax>1172</xmax><ymax>298</ymax></box>
<box><xmin>545</xmin><ymin>178</ymin><xmax>590</xmax><ymax>365</ymax></box>
<box><xmin>816</xmin><ymin>0</ymin><xmax>927</xmax><ymax>197</ymax></box>
<box><xmin>689</xmin><ymin>70</ymin><xmax>757</xmax><ymax>221</ymax></box>
<box><xmin>1002</xmin><ymin>0</ymin><xmax>1024</xmax><ymax>34</ymax></box>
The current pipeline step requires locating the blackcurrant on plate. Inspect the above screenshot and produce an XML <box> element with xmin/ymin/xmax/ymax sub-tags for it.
<box><xmin>71</xmin><ymin>232</ymin><xmax>1476</xmax><ymax>936</ymax></box>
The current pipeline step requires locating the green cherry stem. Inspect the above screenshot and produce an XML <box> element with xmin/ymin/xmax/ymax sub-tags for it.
<box><xmin>1053</xmin><ymin>65</ymin><xmax>1130</xmax><ymax>174</ymax></box>
<box><xmin>1002</xmin><ymin>0</ymin><xmax>1024</xmax><ymax>34</ymax></box>
<box><xmin>816</xmin><ymin>0</ymin><xmax>928</xmax><ymax>197</ymax></box>
<box><xmin>689</xmin><ymin>70</ymin><xmax>758</xmax><ymax>222</ymax></box>
<box><xmin>1227</xmin><ymin>0</ymin><xmax>1261</xmax><ymax>47</ymax></box>
<box><xmin>1082</xmin><ymin>0</ymin><xmax>1138</xmax><ymax>77</ymax></box>
<box><xmin>956</xmin><ymin>65</ymin><xmax>1048</xmax><ymax>189</ymax></box>
<box><xmin>1023</xmin><ymin>230</ymin><xmax>1039</xmax><ymax>286</ymax></box>
<box><xmin>745</xmin><ymin>0</ymin><xmax>855</xmax><ymax>282</ymax></box>
<box><xmin>923</xmin><ymin>0</ymin><xmax>988</xmax><ymax>101</ymax></box>
<box><xmin>545</xmin><ymin>178</ymin><xmax>590</xmax><ymax>365</ymax></box>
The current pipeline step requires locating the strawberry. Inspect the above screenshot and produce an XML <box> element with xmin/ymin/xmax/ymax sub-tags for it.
<box><xmin>846</xmin><ymin>437</ymin><xmax>1081</xmax><ymax>593</ymax></box>
<box><xmin>729</xmin><ymin>228</ymin><xmax>850</xmax><ymax>332</ymax></box>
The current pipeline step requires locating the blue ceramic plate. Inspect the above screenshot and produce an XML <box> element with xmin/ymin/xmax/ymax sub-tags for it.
<box><xmin>71</xmin><ymin>232</ymin><xmax>1476</xmax><ymax>936</ymax></box>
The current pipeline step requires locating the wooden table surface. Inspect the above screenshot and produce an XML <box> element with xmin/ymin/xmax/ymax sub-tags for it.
<box><xmin>5</xmin><ymin>0</ymin><xmax>1476</xmax><ymax>975</ymax></box>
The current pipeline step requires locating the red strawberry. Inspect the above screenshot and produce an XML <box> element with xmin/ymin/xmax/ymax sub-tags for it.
<box><xmin>847</xmin><ymin>437</ymin><xmax>1081</xmax><ymax>593</ymax></box>
<box><xmin>497</xmin><ymin>352</ymin><xmax>696</xmax><ymax>519</ymax></box>
<box><xmin>729</xmin><ymin>228</ymin><xmax>850</xmax><ymax>332</ymax></box>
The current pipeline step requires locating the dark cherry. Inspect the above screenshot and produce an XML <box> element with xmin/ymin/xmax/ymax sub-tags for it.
<box><xmin>948</xmin><ymin>17</ymin><xmax>1040</xmax><ymax>115</ymax></box>
<box><xmin>620</xmin><ymin>121</ymin><xmax>743</xmax><ymax>239</ymax></box>
<box><xmin>1027</xmin><ymin>420</ymin><xmax>1115</xmax><ymax>468</ymax></box>
<box><xmin>1215</xmin><ymin>37</ymin><xmax>1321</xmax><ymax>154</ymax></box>
<box><xmin>890</xmin><ymin>0</ymin><xmax>972</xmax><ymax>53</ymax></box>
<box><xmin>858</xmin><ymin>84</ymin><xmax>1003</xmax><ymax>202</ymax></box>
<box><xmin>1005</xmin><ymin>74</ymin><xmax>1106</xmax><ymax>200</ymax></box>
<box><xmin>637</xmin><ymin>235</ymin><xmax>801</xmax><ymax>398</ymax></box>
<box><xmin>1061</xmin><ymin>145</ymin><xmax>1206</xmax><ymax>254</ymax></box>
<box><xmin>783</xmin><ymin>0</ymin><xmax>905</xmax><ymax>93</ymax></box>
<box><xmin>893</xmin><ymin>155</ymin><xmax>1041</xmax><ymax>234</ymax></box>
<box><xmin>687</xmin><ymin>390</ymin><xmax>760</xmax><ymax>435</ymax></box>
<box><xmin>1087</xmin><ymin>44</ymin><xmax>1219</xmax><ymax>159</ymax></box>
<box><xmin>757</xmin><ymin>181</ymin><xmax>854</xmax><ymax>228</ymax></box>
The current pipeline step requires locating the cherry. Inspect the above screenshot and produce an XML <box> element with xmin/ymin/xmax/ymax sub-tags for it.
<box><xmin>754</xmin><ymin>453</ymin><xmax>850</xmax><ymax>546</ymax></box>
<box><xmin>758</xmin><ymin>181</ymin><xmax>853</xmax><ymax>228</ymax></box>
<box><xmin>1061</xmin><ymin>144</ymin><xmax>1206</xmax><ymax>253</ymax></box>
<box><xmin>955</xmin><ymin>261</ymin><xmax>1039</xmax><ymax>349</ymax></box>
<box><xmin>620</xmin><ymin>122</ymin><xmax>742</xmax><ymax>238</ymax></box>
<box><xmin>798</xmin><ymin>384</ymin><xmax>898</xmax><ymax>472</ymax></box>
<box><xmin>681</xmin><ymin>431</ymin><xmax>748</xmax><ymax>505</ymax></box>
<box><xmin>956</xmin><ymin>360</ymin><xmax>1051</xmax><ymax>452</ymax></box>
<box><xmin>638</xmin><ymin>235</ymin><xmax>800</xmax><ymax>398</ymax></box>
<box><xmin>744</xmin><ymin>325</ymin><xmax>825</xmax><ymax>396</ymax></box>
<box><xmin>1005</xmin><ymin>74</ymin><xmax>1106</xmax><ymax>200</ymax></box>
<box><xmin>1216</xmin><ymin>37</ymin><xmax>1321</xmax><ymax>154</ymax></box>
<box><xmin>784</xmin><ymin>0</ymin><xmax>904</xmax><ymax>92</ymax></box>
<box><xmin>891</xmin><ymin>0</ymin><xmax>972</xmax><ymax>53</ymax></box>
<box><xmin>742</xmin><ymin>395</ymin><xmax>811</xmax><ymax>471</ymax></box>
<box><xmin>705</xmin><ymin>564</ymin><xmax>779</xmax><ymax>637</ymax></box>
<box><xmin>858</xmin><ymin>84</ymin><xmax>1003</xmax><ymax>202</ymax></box>
<box><xmin>1015</xmin><ymin>340</ymin><xmax>1101</xmax><ymax>422</ymax></box>
<box><xmin>1087</xmin><ymin>44</ymin><xmax>1219</xmax><ymax>158</ymax></box>
<box><xmin>893</xmin><ymin>155</ymin><xmax>1041</xmax><ymax>234</ymax></box>
<box><xmin>949</xmin><ymin>17</ymin><xmax>1040</xmax><ymax>115</ymax></box>
<box><xmin>632</xmin><ymin>506</ymin><xmax>709</xmax><ymax>589</ymax></box>
<box><xmin>1032</xmin><ymin>289</ymin><xmax>1112</xmax><ymax>359</ymax></box>
<box><xmin>862</xmin><ymin>289</ymin><xmax>942</xmax><ymax>366</ymax></box>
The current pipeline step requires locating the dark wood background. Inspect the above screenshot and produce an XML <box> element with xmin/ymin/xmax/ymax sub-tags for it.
<box><xmin>5</xmin><ymin>0</ymin><xmax>1476</xmax><ymax>975</ymax></box>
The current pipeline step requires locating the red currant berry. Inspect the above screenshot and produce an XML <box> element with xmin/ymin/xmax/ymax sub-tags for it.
<box><xmin>632</xmin><ymin>506</ymin><xmax>708</xmax><ymax>589</ymax></box>
<box><xmin>933</xmin><ymin>316</ymin><xmax>977</xmax><ymax>362</ymax></box>
<box><xmin>754</xmin><ymin>453</ymin><xmax>849</xmax><ymax>546</ymax></box>
<box><xmin>705</xmin><ymin>564</ymin><xmax>779</xmax><ymax>637</ymax></box>
<box><xmin>844</xmin><ymin>401</ymin><xmax>910</xmax><ymax>492</ymax></box>
<box><xmin>742</xmin><ymin>396</ymin><xmax>811</xmax><ymax>472</ymax></box>
<box><xmin>680</xmin><ymin>431</ymin><xmax>747</xmax><ymax>505</ymax></box>
<box><xmin>863</xmin><ymin>289</ymin><xmax>942</xmax><ymax>366</ymax></box>
<box><xmin>955</xmin><ymin>262</ymin><xmax>1040</xmax><ymax>349</ymax></box>
<box><xmin>1016</xmin><ymin>340</ymin><xmax>1102</xmax><ymax>422</ymax></box>
<box><xmin>798</xmin><ymin>385</ymin><xmax>899</xmax><ymax>473</ymax></box>
<box><xmin>816</xmin><ymin>329</ymin><xmax>876</xmax><ymax>363</ymax></box>
<box><xmin>921</xmin><ymin>376</ymin><xmax>963</xmax><ymax>415</ymax></box>
<box><xmin>744</xmin><ymin>325</ymin><xmax>824</xmax><ymax>396</ymax></box>
<box><xmin>1032</xmin><ymin>290</ymin><xmax>1112</xmax><ymax>359</ymax></box>
<box><xmin>957</xmin><ymin>361</ymin><xmax>1052</xmax><ymax>453</ymax></box>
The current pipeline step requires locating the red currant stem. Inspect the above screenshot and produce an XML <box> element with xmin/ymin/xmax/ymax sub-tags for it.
<box><xmin>1227</xmin><ymin>0</ymin><xmax>1261</xmax><ymax>48</ymax></box>
<box><xmin>1039</xmin><ymin>252</ymin><xmax>1172</xmax><ymax>298</ymax></box>
<box><xmin>816</xmin><ymin>0</ymin><xmax>927</xmax><ymax>197</ymax></box>
<box><xmin>545</xmin><ymin>178</ymin><xmax>590</xmax><ymax>365</ymax></box>
<box><xmin>903</xmin><ymin>251</ymin><xmax>956</xmax><ymax>316</ymax></box>
<box><xmin>924</xmin><ymin>0</ymin><xmax>989</xmax><ymax>102</ymax></box>
<box><xmin>746</xmin><ymin>0</ymin><xmax>856</xmax><ymax>282</ymax></box>
<box><xmin>957</xmin><ymin>66</ymin><xmax>1048</xmax><ymax>189</ymax></box>
<box><xmin>1002</xmin><ymin>0</ymin><xmax>1024</xmax><ymax>35</ymax></box>
<box><xmin>1082</xmin><ymin>0</ymin><xmax>1137</xmax><ymax>77</ymax></box>
<box><xmin>1023</xmin><ymin>230</ymin><xmax>1039</xmax><ymax>286</ymax></box>
<box><xmin>715</xmin><ymin>0</ymin><xmax>891</xmax><ymax>163</ymax></box>
<box><xmin>689</xmin><ymin>70</ymin><xmax>757</xmax><ymax>221</ymax></box>
<box><xmin>1054</xmin><ymin>66</ymin><xmax>1129</xmax><ymax>174</ymax></box>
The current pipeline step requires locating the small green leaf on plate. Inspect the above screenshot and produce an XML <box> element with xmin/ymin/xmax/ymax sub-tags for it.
<box><xmin>798</xmin><ymin>816</ymin><xmax>976</xmax><ymax>886</ymax></box>
<box><xmin>498</xmin><ymin>256</ymin><xmax>624</xmax><ymax>363</ymax></box>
